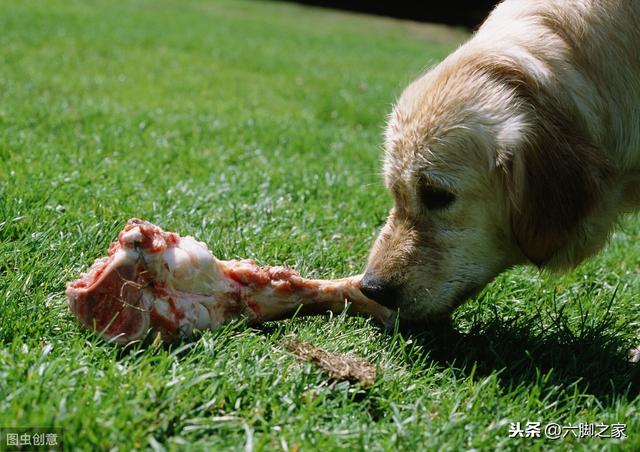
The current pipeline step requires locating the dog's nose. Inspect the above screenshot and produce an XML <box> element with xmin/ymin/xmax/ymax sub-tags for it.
<box><xmin>360</xmin><ymin>273</ymin><xmax>400</xmax><ymax>309</ymax></box>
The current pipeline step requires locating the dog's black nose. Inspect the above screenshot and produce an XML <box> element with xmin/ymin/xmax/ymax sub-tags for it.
<box><xmin>360</xmin><ymin>273</ymin><xmax>400</xmax><ymax>309</ymax></box>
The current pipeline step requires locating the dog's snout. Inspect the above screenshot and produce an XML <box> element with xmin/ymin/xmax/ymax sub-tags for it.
<box><xmin>360</xmin><ymin>273</ymin><xmax>400</xmax><ymax>309</ymax></box>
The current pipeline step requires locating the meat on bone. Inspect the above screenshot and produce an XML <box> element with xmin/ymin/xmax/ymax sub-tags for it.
<box><xmin>66</xmin><ymin>219</ymin><xmax>395</xmax><ymax>344</ymax></box>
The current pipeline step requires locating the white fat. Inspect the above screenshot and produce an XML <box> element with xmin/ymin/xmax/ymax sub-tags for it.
<box><xmin>170</xmin><ymin>295</ymin><xmax>219</xmax><ymax>337</ymax></box>
<box><xmin>180</xmin><ymin>236</ymin><xmax>217</xmax><ymax>271</ymax></box>
<box><xmin>112</xmin><ymin>247</ymin><xmax>139</xmax><ymax>263</ymax></box>
<box><xmin>120</xmin><ymin>228</ymin><xmax>144</xmax><ymax>245</ymax></box>
<box><xmin>207</xmin><ymin>304</ymin><xmax>229</xmax><ymax>328</ymax></box>
<box><xmin>163</xmin><ymin>247</ymin><xmax>194</xmax><ymax>280</ymax></box>
<box><xmin>194</xmin><ymin>303</ymin><xmax>210</xmax><ymax>331</ymax></box>
<box><xmin>153</xmin><ymin>298</ymin><xmax>172</xmax><ymax>318</ymax></box>
<box><xmin>100</xmin><ymin>247</ymin><xmax>142</xmax><ymax>285</ymax></box>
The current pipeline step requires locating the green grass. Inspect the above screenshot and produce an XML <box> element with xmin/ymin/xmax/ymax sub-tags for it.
<box><xmin>1</xmin><ymin>0</ymin><xmax>639</xmax><ymax>450</ymax></box>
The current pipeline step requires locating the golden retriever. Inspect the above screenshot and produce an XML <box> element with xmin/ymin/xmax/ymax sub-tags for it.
<box><xmin>360</xmin><ymin>0</ymin><xmax>640</xmax><ymax>323</ymax></box>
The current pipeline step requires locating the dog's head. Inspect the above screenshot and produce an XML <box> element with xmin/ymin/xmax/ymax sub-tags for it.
<box><xmin>362</xmin><ymin>55</ymin><xmax>611</xmax><ymax>321</ymax></box>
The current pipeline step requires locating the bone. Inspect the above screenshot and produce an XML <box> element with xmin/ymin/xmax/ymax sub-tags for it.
<box><xmin>66</xmin><ymin>219</ymin><xmax>395</xmax><ymax>344</ymax></box>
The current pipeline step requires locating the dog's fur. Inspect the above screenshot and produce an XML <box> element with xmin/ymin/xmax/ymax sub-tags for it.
<box><xmin>365</xmin><ymin>0</ymin><xmax>640</xmax><ymax>321</ymax></box>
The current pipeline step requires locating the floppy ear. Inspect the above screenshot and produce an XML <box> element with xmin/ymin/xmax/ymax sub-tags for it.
<box><xmin>502</xmin><ymin>112</ymin><xmax>611</xmax><ymax>267</ymax></box>
<box><xmin>476</xmin><ymin>57</ymin><xmax>613</xmax><ymax>266</ymax></box>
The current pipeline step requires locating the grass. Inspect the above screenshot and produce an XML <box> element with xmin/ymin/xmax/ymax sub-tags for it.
<box><xmin>1</xmin><ymin>0</ymin><xmax>639</xmax><ymax>449</ymax></box>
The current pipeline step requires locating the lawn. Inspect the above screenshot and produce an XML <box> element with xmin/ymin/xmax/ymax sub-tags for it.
<box><xmin>1</xmin><ymin>0</ymin><xmax>639</xmax><ymax>450</ymax></box>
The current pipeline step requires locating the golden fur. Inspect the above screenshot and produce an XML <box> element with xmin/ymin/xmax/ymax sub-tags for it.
<box><xmin>365</xmin><ymin>0</ymin><xmax>640</xmax><ymax>321</ymax></box>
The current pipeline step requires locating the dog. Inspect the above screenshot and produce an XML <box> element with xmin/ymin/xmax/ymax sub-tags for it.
<box><xmin>360</xmin><ymin>0</ymin><xmax>640</xmax><ymax>324</ymax></box>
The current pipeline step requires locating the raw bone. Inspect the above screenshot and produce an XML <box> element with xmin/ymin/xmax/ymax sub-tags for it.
<box><xmin>66</xmin><ymin>219</ymin><xmax>395</xmax><ymax>344</ymax></box>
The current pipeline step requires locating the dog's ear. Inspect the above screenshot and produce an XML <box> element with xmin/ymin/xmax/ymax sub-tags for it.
<box><xmin>500</xmin><ymin>112</ymin><xmax>610</xmax><ymax>267</ymax></box>
<box><xmin>478</xmin><ymin>58</ymin><xmax>612</xmax><ymax>266</ymax></box>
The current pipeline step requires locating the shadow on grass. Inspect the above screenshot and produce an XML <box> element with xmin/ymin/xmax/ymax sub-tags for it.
<box><xmin>401</xmin><ymin>292</ymin><xmax>640</xmax><ymax>405</ymax></box>
<box><xmin>104</xmin><ymin>289</ymin><xmax>640</xmax><ymax>406</ymax></box>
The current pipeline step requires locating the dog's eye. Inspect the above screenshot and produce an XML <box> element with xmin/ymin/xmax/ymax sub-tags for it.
<box><xmin>420</xmin><ymin>185</ymin><xmax>456</xmax><ymax>210</ymax></box>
